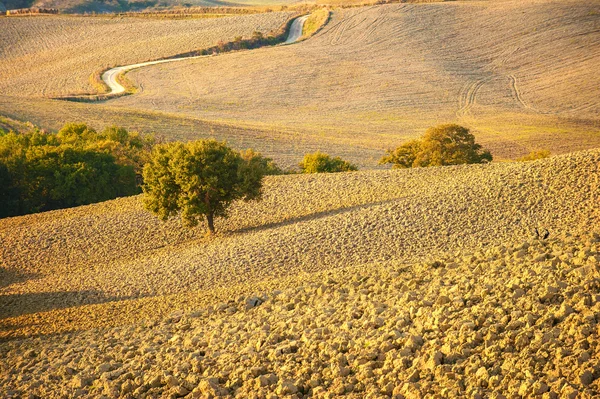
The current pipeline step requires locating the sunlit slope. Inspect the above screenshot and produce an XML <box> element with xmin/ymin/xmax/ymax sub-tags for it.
<box><xmin>116</xmin><ymin>0</ymin><xmax>600</xmax><ymax>158</ymax></box>
<box><xmin>0</xmin><ymin>12</ymin><xmax>293</xmax><ymax>97</ymax></box>
<box><xmin>1</xmin><ymin>149</ymin><xmax>598</xmax><ymax>338</ymax></box>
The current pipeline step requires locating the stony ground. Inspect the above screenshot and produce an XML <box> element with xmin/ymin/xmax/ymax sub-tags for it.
<box><xmin>1</xmin><ymin>229</ymin><xmax>599</xmax><ymax>398</ymax></box>
<box><xmin>0</xmin><ymin>149</ymin><xmax>599</xmax><ymax>397</ymax></box>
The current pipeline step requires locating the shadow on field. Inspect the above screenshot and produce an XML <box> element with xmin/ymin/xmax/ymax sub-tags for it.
<box><xmin>0</xmin><ymin>290</ymin><xmax>137</xmax><ymax>320</ymax></box>
<box><xmin>233</xmin><ymin>197</ymin><xmax>403</xmax><ymax>235</ymax></box>
<box><xmin>0</xmin><ymin>267</ymin><xmax>41</xmax><ymax>289</ymax></box>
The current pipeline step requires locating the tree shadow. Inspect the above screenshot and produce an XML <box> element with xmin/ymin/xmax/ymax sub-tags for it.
<box><xmin>231</xmin><ymin>197</ymin><xmax>405</xmax><ymax>236</ymax></box>
<box><xmin>0</xmin><ymin>290</ymin><xmax>138</xmax><ymax>320</ymax></box>
<box><xmin>0</xmin><ymin>267</ymin><xmax>40</xmax><ymax>289</ymax></box>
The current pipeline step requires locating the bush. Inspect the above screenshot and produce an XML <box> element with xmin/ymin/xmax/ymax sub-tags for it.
<box><xmin>142</xmin><ymin>140</ymin><xmax>265</xmax><ymax>234</ymax></box>
<box><xmin>380</xmin><ymin>124</ymin><xmax>492</xmax><ymax>169</ymax></box>
<box><xmin>517</xmin><ymin>150</ymin><xmax>551</xmax><ymax>162</ymax></box>
<box><xmin>299</xmin><ymin>151</ymin><xmax>358</xmax><ymax>173</ymax></box>
<box><xmin>240</xmin><ymin>148</ymin><xmax>283</xmax><ymax>176</ymax></box>
<box><xmin>0</xmin><ymin>123</ymin><xmax>154</xmax><ymax>218</ymax></box>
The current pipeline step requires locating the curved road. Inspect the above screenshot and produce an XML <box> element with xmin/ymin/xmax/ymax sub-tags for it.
<box><xmin>101</xmin><ymin>14</ymin><xmax>310</xmax><ymax>96</ymax></box>
<box><xmin>285</xmin><ymin>15</ymin><xmax>309</xmax><ymax>44</ymax></box>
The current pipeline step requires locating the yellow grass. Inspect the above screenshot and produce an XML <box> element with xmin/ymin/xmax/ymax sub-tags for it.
<box><xmin>301</xmin><ymin>7</ymin><xmax>329</xmax><ymax>38</ymax></box>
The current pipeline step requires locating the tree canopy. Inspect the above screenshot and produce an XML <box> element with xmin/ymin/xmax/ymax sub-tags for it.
<box><xmin>380</xmin><ymin>124</ymin><xmax>492</xmax><ymax>169</ymax></box>
<box><xmin>0</xmin><ymin>123</ymin><xmax>155</xmax><ymax>218</ymax></box>
<box><xmin>142</xmin><ymin>140</ymin><xmax>266</xmax><ymax>234</ymax></box>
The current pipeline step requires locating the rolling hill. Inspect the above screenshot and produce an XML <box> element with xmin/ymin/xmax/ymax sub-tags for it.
<box><xmin>1</xmin><ymin>149</ymin><xmax>599</xmax><ymax>397</ymax></box>
<box><xmin>115</xmin><ymin>0</ymin><xmax>600</xmax><ymax>160</ymax></box>
<box><xmin>1</xmin><ymin>0</ymin><xmax>599</xmax><ymax>169</ymax></box>
<box><xmin>0</xmin><ymin>11</ymin><xmax>293</xmax><ymax>97</ymax></box>
<box><xmin>1</xmin><ymin>2</ymin><xmax>600</xmax><ymax>395</ymax></box>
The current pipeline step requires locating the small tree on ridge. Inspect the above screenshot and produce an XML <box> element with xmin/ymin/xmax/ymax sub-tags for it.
<box><xmin>142</xmin><ymin>139</ymin><xmax>265</xmax><ymax>234</ymax></box>
<box><xmin>380</xmin><ymin>124</ymin><xmax>492</xmax><ymax>168</ymax></box>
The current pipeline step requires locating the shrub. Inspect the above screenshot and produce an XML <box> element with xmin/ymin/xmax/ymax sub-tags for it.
<box><xmin>378</xmin><ymin>139</ymin><xmax>422</xmax><ymax>169</ymax></box>
<box><xmin>517</xmin><ymin>150</ymin><xmax>551</xmax><ymax>162</ymax></box>
<box><xmin>240</xmin><ymin>148</ymin><xmax>283</xmax><ymax>176</ymax></box>
<box><xmin>380</xmin><ymin>124</ymin><xmax>492</xmax><ymax>169</ymax></box>
<box><xmin>299</xmin><ymin>151</ymin><xmax>358</xmax><ymax>173</ymax></box>
<box><xmin>142</xmin><ymin>140</ymin><xmax>265</xmax><ymax>234</ymax></box>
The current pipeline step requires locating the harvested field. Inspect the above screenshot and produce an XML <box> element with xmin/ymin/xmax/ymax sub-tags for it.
<box><xmin>1</xmin><ymin>149</ymin><xmax>599</xmax><ymax>397</ymax></box>
<box><xmin>0</xmin><ymin>12</ymin><xmax>294</xmax><ymax>97</ymax></box>
<box><xmin>1</xmin><ymin>1</ymin><xmax>600</xmax><ymax>165</ymax></box>
<box><xmin>111</xmin><ymin>0</ymin><xmax>600</xmax><ymax>160</ymax></box>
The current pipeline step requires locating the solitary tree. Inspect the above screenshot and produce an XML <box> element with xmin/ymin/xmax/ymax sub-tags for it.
<box><xmin>142</xmin><ymin>140</ymin><xmax>265</xmax><ymax>234</ymax></box>
<box><xmin>380</xmin><ymin>124</ymin><xmax>492</xmax><ymax>168</ymax></box>
<box><xmin>299</xmin><ymin>151</ymin><xmax>357</xmax><ymax>173</ymax></box>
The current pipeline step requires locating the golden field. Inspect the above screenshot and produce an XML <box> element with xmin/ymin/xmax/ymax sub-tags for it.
<box><xmin>115</xmin><ymin>1</ymin><xmax>600</xmax><ymax>161</ymax></box>
<box><xmin>0</xmin><ymin>12</ymin><xmax>293</xmax><ymax>97</ymax></box>
<box><xmin>1</xmin><ymin>149</ymin><xmax>600</xmax><ymax>397</ymax></box>
<box><xmin>1</xmin><ymin>2</ymin><xmax>600</xmax><ymax>397</ymax></box>
<box><xmin>1</xmin><ymin>1</ymin><xmax>599</xmax><ymax>168</ymax></box>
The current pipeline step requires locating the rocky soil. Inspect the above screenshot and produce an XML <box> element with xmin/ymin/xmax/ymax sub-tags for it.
<box><xmin>0</xmin><ymin>149</ymin><xmax>599</xmax><ymax>398</ymax></box>
<box><xmin>1</xmin><ymin>232</ymin><xmax>600</xmax><ymax>398</ymax></box>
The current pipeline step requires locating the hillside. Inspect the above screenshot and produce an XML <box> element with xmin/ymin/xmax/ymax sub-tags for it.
<box><xmin>1</xmin><ymin>1</ymin><xmax>599</xmax><ymax>168</ymax></box>
<box><xmin>1</xmin><ymin>149</ymin><xmax>599</xmax><ymax>397</ymax></box>
<box><xmin>115</xmin><ymin>0</ymin><xmax>600</xmax><ymax>159</ymax></box>
<box><xmin>0</xmin><ymin>12</ymin><xmax>293</xmax><ymax>97</ymax></box>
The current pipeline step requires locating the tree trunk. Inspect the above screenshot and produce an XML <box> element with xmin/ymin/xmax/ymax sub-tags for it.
<box><xmin>206</xmin><ymin>212</ymin><xmax>215</xmax><ymax>234</ymax></box>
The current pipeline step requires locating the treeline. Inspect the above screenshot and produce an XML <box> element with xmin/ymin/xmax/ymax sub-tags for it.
<box><xmin>0</xmin><ymin>122</ymin><xmax>358</xmax><ymax>219</ymax></box>
<box><xmin>5</xmin><ymin>7</ymin><xmax>59</xmax><ymax>15</ymax></box>
<box><xmin>114</xmin><ymin>6</ymin><xmax>264</xmax><ymax>17</ymax></box>
<box><xmin>0</xmin><ymin>123</ymin><xmax>156</xmax><ymax>218</ymax></box>
<box><xmin>0</xmin><ymin>122</ymin><xmax>499</xmax><ymax>220</ymax></box>
<box><xmin>164</xmin><ymin>17</ymin><xmax>297</xmax><ymax>60</ymax></box>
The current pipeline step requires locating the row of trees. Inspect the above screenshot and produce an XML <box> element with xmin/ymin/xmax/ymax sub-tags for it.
<box><xmin>1</xmin><ymin>123</ymin><xmax>496</xmax><ymax>233</ymax></box>
<box><xmin>141</xmin><ymin>124</ymin><xmax>495</xmax><ymax>233</ymax></box>
<box><xmin>0</xmin><ymin>123</ymin><xmax>156</xmax><ymax>218</ymax></box>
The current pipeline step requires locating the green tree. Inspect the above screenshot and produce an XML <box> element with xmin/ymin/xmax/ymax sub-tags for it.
<box><xmin>380</xmin><ymin>124</ymin><xmax>492</xmax><ymax>169</ymax></box>
<box><xmin>0</xmin><ymin>123</ymin><xmax>153</xmax><ymax>218</ymax></box>
<box><xmin>299</xmin><ymin>151</ymin><xmax>358</xmax><ymax>173</ymax></box>
<box><xmin>142</xmin><ymin>140</ymin><xmax>265</xmax><ymax>234</ymax></box>
<box><xmin>378</xmin><ymin>140</ymin><xmax>422</xmax><ymax>169</ymax></box>
<box><xmin>240</xmin><ymin>148</ymin><xmax>283</xmax><ymax>176</ymax></box>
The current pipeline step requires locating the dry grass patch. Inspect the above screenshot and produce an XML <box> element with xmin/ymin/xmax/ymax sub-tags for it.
<box><xmin>301</xmin><ymin>7</ymin><xmax>329</xmax><ymax>38</ymax></box>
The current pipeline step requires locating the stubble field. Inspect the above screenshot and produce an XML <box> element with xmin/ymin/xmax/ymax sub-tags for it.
<box><xmin>0</xmin><ymin>12</ymin><xmax>293</xmax><ymax>97</ymax></box>
<box><xmin>115</xmin><ymin>0</ymin><xmax>600</xmax><ymax>161</ymax></box>
<box><xmin>1</xmin><ymin>1</ymin><xmax>600</xmax><ymax>168</ymax></box>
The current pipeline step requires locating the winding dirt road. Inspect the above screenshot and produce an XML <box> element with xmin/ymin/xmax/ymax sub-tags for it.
<box><xmin>102</xmin><ymin>15</ymin><xmax>309</xmax><ymax>96</ymax></box>
<box><xmin>284</xmin><ymin>15</ymin><xmax>309</xmax><ymax>44</ymax></box>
